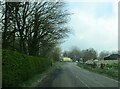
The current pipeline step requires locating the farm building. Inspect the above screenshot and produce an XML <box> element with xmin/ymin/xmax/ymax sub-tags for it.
<box><xmin>104</xmin><ymin>54</ymin><xmax>120</xmax><ymax>60</ymax></box>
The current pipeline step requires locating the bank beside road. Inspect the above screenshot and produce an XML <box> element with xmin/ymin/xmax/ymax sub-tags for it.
<box><xmin>21</xmin><ymin>62</ymin><xmax>63</xmax><ymax>87</ymax></box>
<box><xmin>77</xmin><ymin>61</ymin><xmax>119</xmax><ymax>80</ymax></box>
<box><xmin>2</xmin><ymin>50</ymin><xmax>63</xmax><ymax>87</ymax></box>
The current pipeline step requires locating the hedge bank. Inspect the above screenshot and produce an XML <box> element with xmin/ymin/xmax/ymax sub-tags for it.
<box><xmin>2</xmin><ymin>50</ymin><xmax>51</xmax><ymax>87</ymax></box>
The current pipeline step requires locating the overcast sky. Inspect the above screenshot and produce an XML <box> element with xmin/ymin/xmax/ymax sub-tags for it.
<box><xmin>60</xmin><ymin>0</ymin><xmax>118</xmax><ymax>53</ymax></box>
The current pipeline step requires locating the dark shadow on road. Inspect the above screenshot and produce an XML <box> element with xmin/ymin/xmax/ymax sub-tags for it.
<box><xmin>38</xmin><ymin>67</ymin><xmax>63</xmax><ymax>87</ymax></box>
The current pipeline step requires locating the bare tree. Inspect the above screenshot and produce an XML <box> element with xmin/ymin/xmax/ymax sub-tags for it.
<box><xmin>1</xmin><ymin>1</ymin><xmax>70</xmax><ymax>57</ymax></box>
<box><xmin>81</xmin><ymin>48</ymin><xmax>97</xmax><ymax>63</ymax></box>
<box><xmin>98</xmin><ymin>51</ymin><xmax>110</xmax><ymax>60</ymax></box>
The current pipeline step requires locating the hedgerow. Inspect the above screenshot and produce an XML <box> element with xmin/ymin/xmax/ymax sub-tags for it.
<box><xmin>2</xmin><ymin>50</ymin><xmax>51</xmax><ymax>87</ymax></box>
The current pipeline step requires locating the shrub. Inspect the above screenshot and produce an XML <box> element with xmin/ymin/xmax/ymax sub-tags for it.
<box><xmin>2</xmin><ymin>50</ymin><xmax>51</xmax><ymax>87</ymax></box>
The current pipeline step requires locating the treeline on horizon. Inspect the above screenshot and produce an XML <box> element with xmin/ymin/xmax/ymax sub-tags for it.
<box><xmin>63</xmin><ymin>47</ymin><xmax>119</xmax><ymax>62</ymax></box>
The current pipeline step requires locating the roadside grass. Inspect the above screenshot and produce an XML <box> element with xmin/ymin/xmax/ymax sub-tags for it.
<box><xmin>77</xmin><ymin>62</ymin><xmax>119</xmax><ymax>80</ymax></box>
<box><xmin>20</xmin><ymin>62</ymin><xmax>64</xmax><ymax>87</ymax></box>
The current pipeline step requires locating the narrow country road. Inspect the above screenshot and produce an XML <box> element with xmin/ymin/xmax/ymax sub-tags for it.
<box><xmin>39</xmin><ymin>62</ymin><xmax>119</xmax><ymax>88</ymax></box>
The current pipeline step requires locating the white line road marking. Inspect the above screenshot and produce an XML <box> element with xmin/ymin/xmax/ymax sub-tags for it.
<box><xmin>76</xmin><ymin>76</ymin><xmax>91</xmax><ymax>89</ymax></box>
<box><xmin>73</xmin><ymin>71</ymin><xmax>90</xmax><ymax>89</ymax></box>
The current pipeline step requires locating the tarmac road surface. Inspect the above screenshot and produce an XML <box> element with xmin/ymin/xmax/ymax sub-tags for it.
<box><xmin>39</xmin><ymin>62</ymin><xmax>119</xmax><ymax>88</ymax></box>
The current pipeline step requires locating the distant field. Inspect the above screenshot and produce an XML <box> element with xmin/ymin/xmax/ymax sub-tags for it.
<box><xmin>85</xmin><ymin>59</ymin><xmax>118</xmax><ymax>67</ymax></box>
<box><xmin>97</xmin><ymin>60</ymin><xmax>118</xmax><ymax>64</ymax></box>
<box><xmin>96</xmin><ymin>60</ymin><xmax>118</xmax><ymax>67</ymax></box>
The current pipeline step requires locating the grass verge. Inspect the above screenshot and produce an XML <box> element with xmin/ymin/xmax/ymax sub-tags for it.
<box><xmin>77</xmin><ymin>63</ymin><xmax>118</xmax><ymax>80</ymax></box>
